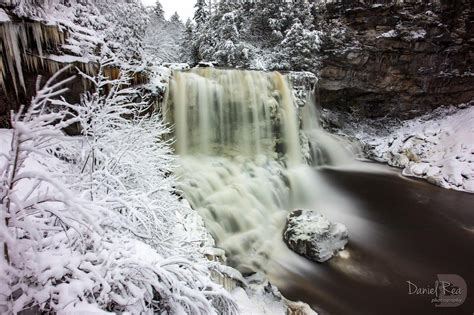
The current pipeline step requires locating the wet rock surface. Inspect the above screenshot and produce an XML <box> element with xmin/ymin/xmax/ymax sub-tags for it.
<box><xmin>283</xmin><ymin>209</ymin><xmax>349</xmax><ymax>263</ymax></box>
<box><xmin>318</xmin><ymin>1</ymin><xmax>474</xmax><ymax>118</ymax></box>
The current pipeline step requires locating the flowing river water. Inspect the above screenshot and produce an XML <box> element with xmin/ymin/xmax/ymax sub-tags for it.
<box><xmin>166</xmin><ymin>68</ymin><xmax>474</xmax><ymax>314</ymax></box>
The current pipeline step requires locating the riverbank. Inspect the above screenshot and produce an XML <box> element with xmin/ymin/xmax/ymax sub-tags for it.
<box><xmin>326</xmin><ymin>104</ymin><xmax>474</xmax><ymax>193</ymax></box>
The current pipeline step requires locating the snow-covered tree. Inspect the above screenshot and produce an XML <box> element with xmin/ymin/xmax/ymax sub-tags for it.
<box><xmin>289</xmin><ymin>0</ymin><xmax>315</xmax><ymax>28</ymax></box>
<box><xmin>212</xmin><ymin>12</ymin><xmax>251</xmax><ymax>67</ymax></box>
<box><xmin>194</xmin><ymin>0</ymin><xmax>209</xmax><ymax>27</ymax></box>
<box><xmin>249</xmin><ymin>0</ymin><xmax>292</xmax><ymax>46</ymax></box>
<box><xmin>180</xmin><ymin>19</ymin><xmax>200</xmax><ymax>65</ymax></box>
<box><xmin>184</xmin><ymin>0</ymin><xmax>323</xmax><ymax>71</ymax></box>
<box><xmin>274</xmin><ymin>20</ymin><xmax>322</xmax><ymax>72</ymax></box>
<box><xmin>95</xmin><ymin>0</ymin><xmax>149</xmax><ymax>63</ymax></box>
<box><xmin>170</xmin><ymin>11</ymin><xmax>182</xmax><ymax>25</ymax></box>
<box><xmin>145</xmin><ymin>11</ymin><xmax>185</xmax><ymax>63</ymax></box>
<box><xmin>154</xmin><ymin>0</ymin><xmax>165</xmax><ymax>20</ymax></box>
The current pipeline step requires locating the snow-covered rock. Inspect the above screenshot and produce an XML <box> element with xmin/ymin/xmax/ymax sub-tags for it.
<box><xmin>197</xmin><ymin>61</ymin><xmax>218</xmax><ymax>68</ymax></box>
<box><xmin>350</xmin><ymin>105</ymin><xmax>474</xmax><ymax>193</ymax></box>
<box><xmin>232</xmin><ymin>273</ymin><xmax>317</xmax><ymax>315</ymax></box>
<box><xmin>0</xmin><ymin>9</ymin><xmax>11</xmax><ymax>22</ymax></box>
<box><xmin>162</xmin><ymin>62</ymin><xmax>190</xmax><ymax>70</ymax></box>
<box><xmin>283</xmin><ymin>209</ymin><xmax>349</xmax><ymax>263</ymax></box>
<box><xmin>376</xmin><ymin>29</ymin><xmax>397</xmax><ymax>39</ymax></box>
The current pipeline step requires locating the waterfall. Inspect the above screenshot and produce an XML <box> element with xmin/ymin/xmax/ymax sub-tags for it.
<box><xmin>167</xmin><ymin>68</ymin><xmax>356</xmax><ymax>272</ymax></box>
<box><xmin>169</xmin><ymin>68</ymin><xmax>301</xmax><ymax>163</ymax></box>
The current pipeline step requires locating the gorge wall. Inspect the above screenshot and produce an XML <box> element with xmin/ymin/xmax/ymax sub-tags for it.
<box><xmin>318</xmin><ymin>0</ymin><xmax>474</xmax><ymax>118</ymax></box>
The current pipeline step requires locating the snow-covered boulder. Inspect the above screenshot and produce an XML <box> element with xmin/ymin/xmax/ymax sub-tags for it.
<box><xmin>197</xmin><ymin>61</ymin><xmax>218</xmax><ymax>68</ymax></box>
<box><xmin>283</xmin><ymin>209</ymin><xmax>348</xmax><ymax>263</ymax></box>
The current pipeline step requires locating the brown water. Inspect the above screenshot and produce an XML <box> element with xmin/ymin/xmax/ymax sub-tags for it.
<box><xmin>268</xmin><ymin>166</ymin><xmax>474</xmax><ymax>315</ymax></box>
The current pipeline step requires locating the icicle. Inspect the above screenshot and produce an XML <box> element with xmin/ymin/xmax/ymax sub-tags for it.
<box><xmin>31</xmin><ymin>23</ymin><xmax>44</xmax><ymax>66</ymax></box>
<box><xmin>0</xmin><ymin>23</ymin><xmax>25</xmax><ymax>95</ymax></box>
<box><xmin>43</xmin><ymin>24</ymin><xmax>64</xmax><ymax>49</ymax></box>
<box><xmin>0</xmin><ymin>48</ymin><xmax>5</xmax><ymax>92</ymax></box>
<box><xmin>23</xmin><ymin>54</ymin><xmax>40</xmax><ymax>73</ymax></box>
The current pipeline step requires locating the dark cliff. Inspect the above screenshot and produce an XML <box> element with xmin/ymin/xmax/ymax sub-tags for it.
<box><xmin>317</xmin><ymin>0</ymin><xmax>474</xmax><ymax>118</ymax></box>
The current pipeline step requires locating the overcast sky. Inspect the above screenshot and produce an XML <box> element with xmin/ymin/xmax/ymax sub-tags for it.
<box><xmin>141</xmin><ymin>0</ymin><xmax>195</xmax><ymax>21</ymax></box>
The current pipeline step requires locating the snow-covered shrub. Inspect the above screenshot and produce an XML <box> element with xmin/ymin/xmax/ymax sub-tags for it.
<box><xmin>0</xmin><ymin>64</ymin><xmax>238</xmax><ymax>313</ymax></box>
<box><xmin>0</xmin><ymin>67</ymin><xmax>109</xmax><ymax>312</ymax></box>
<box><xmin>63</xmin><ymin>55</ymin><xmax>179</xmax><ymax>254</ymax></box>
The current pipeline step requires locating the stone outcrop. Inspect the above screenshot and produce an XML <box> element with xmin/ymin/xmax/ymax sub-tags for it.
<box><xmin>283</xmin><ymin>209</ymin><xmax>348</xmax><ymax>263</ymax></box>
<box><xmin>318</xmin><ymin>0</ymin><xmax>474</xmax><ymax>118</ymax></box>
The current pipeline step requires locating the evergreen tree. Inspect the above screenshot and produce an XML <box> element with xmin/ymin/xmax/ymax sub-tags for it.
<box><xmin>179</xmin><ymin>18</ymin><xmax>200</xmax><ymax>65</ymax></box>
<box><xmin>154</xmin><ymin>0</ymin><xmax>165</xmax><ymax>20</ymax></box>
<box><xmin>194</xmin><ymin>0</ymin><xmax>209</xmax><ymax>27</ymax></box>
<box><xmin>289</xmin><ymin>0</ymin><xmax>314</xmax><ymax>28</ymax></box>
<box><xmin>216</xmin><ymin>0</ymin><xmax>239</xmax><ymax>15</ymax></box>
<box><xmin>170</xmin><ymin>11</ymin><xmax>182</xmax><ymax>25</ymax></box>
<box><xmin>275</xmin><ymin>20</ymin><xmax>322</xmax><ymax>71</ymax></box>
<box><xmin>212</xmin><ymin>12</ymin><xmax>251</xmax><ymax>67</ymax></box>
<box><xmin>187</xmin><ymin>0</ymin><xmax>323</xmax><ymax>72</ymax></box>
<box><xmin>249</xmin><ymin>0</ymin><xmax>292</xmax><ymax>46</ymax></box>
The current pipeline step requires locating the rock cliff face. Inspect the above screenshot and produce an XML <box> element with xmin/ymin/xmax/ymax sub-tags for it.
<box><xmin>318</xmin><ymin>1</ymin><xmax>474</xmax><ymax>118</ymax></box>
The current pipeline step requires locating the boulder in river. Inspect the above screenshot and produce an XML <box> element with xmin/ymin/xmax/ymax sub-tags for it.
<box><xmin>283</xmin><ymin>209</ymin><xmax>348</xmax><ymax>263</ymax></box>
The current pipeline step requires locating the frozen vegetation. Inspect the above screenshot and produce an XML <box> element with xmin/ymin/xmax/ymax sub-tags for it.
<box><xmin>0</xmin><ymin>63</ymin><xmax>240</xmax><ymax>314</ymax></box>
<box><xmin>180</xmin><ymin>0</ymin><xmax>324</xmax><ymax>72</ymax></box>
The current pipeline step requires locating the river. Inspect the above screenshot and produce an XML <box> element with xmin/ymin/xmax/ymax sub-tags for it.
<box><xmin>269</xmin><ymin>165</ymin><xmax>474</xmax><ymax>315</ymax></box>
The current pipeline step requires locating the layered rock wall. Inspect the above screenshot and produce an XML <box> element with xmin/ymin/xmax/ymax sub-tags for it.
<box><xmin>318</xmin><ymin>0</ymin><xmax>474</xmax><ymax>118</ymax></box>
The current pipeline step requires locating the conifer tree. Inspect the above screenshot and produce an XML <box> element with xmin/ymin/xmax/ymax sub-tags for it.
<box><xmin>180</xmin><ymin>18</ymin><xmax>200</xmax><ymax>65</ymax></box>
<box><xmin>275</xmin><ymin>19</ymin><xmax>322</xmax><ymax>71</ymax></box>
<box><xmin>170</xmin><ymin>11</ymin><xmax>182</xmax><ymax>25</ymax></box>
<box><xmin>194</xmin><ymin>0</ymin><xmax>209</xmax><ymax>27</ymax></box>
<box><xmin>154</xmin><ymin>0</ymin><xmax>165</xmax><ymax>20</ymax></box>
<box><xmin>212</xmin><ymin>12</ymin><xmax>250</xmax><ymax>67</ymax></box>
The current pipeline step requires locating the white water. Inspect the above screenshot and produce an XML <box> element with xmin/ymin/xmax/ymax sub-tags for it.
<box><xmin>168</xmin><ymin>68</ymin><xmax>358</xmax><ymax>272</ymax></box>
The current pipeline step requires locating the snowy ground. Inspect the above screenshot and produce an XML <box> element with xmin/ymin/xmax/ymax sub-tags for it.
<box><xmin>338</xmin><ymin>105</ymin><xmax>474</xmax><ymax>193</ymax></box>
<box><xmin>0</xmin><ymin>128</ymin><xmax>304</xmax><ymax>314</ymax></box>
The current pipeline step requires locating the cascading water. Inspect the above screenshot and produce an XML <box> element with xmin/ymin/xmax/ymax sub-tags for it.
<box><xmin>167</xmin><ymin>68</ymin><xmax>357</xmax><ymax>272</ymax></box>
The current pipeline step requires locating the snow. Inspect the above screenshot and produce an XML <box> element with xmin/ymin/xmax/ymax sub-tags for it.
<box><xmin>231</xmin><ymin>273</ymin><xmax>318</xmax><ymax>315</ymax></box>
<box><xmin>409</xmin><ymin>29</ymin><xmax>426</xmax><ymax>40</ymax></box>
<box><xmin>59</xmin><ymin>302</ymin><xmax>113</xmax><ymax>315</ymax></box>
<box><xmin>231</xmin><ymin>274</ymin><xmax>287</xmax><ymax>315</ymax></box>
<box><xmin>377</xmin><ymin>30</ymin><xmax>398</xmax><ymax>38</ymax></box>
<box><xmin>0</xmin><ymin>9</ymin><xmax>10</xmax><ymax>22</ymax></box>
<box><xmin>352</xmin><ymin>106</ymin><xmax>474</xmax><ymax>193</ymax></box>
<box><xmin>163</xmin><ymin>62</ymin><xmax>190</xmax><ymax>70</ymax></box>
<box><xmin>47</xmin><ymin>54</ymin><xmax>89</xmax><ymax>64</ymax></box>
<box><xmin>233</xmin><ymin>287</ymin><xmax>287</xmax><ymax>315</ymax></box>
<box><xmin>283</xmin><ymin>210</ymin><xmax>348</xmax><ymax>262</ymax></box>
<box><xmin>146</xmin><ymin>65</ymin><xmax>172</xmax><ymax>94</ymax></box>
<box><xmin>0</xmin><ymin>68</ymin><xmax>238</xmax><ymax>314</ymax></box>
<box><xmin>198</xmin><ymin>61</ymin><xmax>217</xmax><ymax>67</ymax></box>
